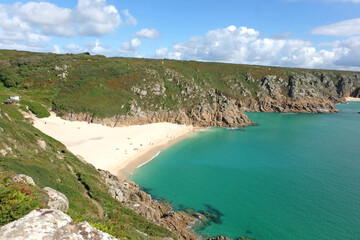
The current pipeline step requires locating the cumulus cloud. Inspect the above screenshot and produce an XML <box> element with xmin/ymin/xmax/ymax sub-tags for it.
<box><xmin>156</xmin><ymin>25</ymin><xmax>360</xmax><ymax>70</ymax></box>
<box><xmin>119</xmin><ymin>38</ymin><xmax>142</xmax><ymax>54</ymax></box>
<box><xmin>75</xmin><ymin>0</ymin><xmax>122</xmax><ymax>36</ymax></box>
<box><xmin>0</xmin><ymin>0</ymin><xmax>135</xmax><ymax>38</ymax></box>
<box><xmin>0</xmin><ymin>0</ymin><xmax>138</xmax><ymax>52</ymax></box>
<box><xmin>10</xmin><ymin>2</ymin><xmax>76</xmax><ymax>37</ymax></box>
<box><xmin>312</xmin><ymin>18</ymin><xmax>360</xmax><ymax>36</ymax></box>
<box><xmin>135</xmin><ymin>28</ymin><xmax>160</xmax><ymax>39</ymax></box>
<box><xmin>0</xmin><ymin>6</ymin><xmax>50</xmax><ymax>51</ymax></box>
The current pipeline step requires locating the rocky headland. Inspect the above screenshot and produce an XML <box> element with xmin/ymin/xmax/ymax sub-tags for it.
<box><xmin>58</xmin><ymin>72</ymin><xmax>359</xmax><ymax>128</ymax></box>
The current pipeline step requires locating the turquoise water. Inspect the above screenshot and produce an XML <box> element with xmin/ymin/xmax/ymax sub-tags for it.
<box><xmin>131</xmin><ymin>102</ymin><xmax>360</xmax><ymax>240</ymax></box>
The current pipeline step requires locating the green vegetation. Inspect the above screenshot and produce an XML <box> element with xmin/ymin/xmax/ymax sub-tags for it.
<box><xmin>1</xmin><ymin>49</ymin><xmax>357</xmax><ymax>119</ymax></box>
<box><xmin>0</xmin><ymin>104</ymin><xmax>175</xmax><ymax>239</ymax></box>
<box><xmin>0</xmin><ymin>172</ymin><xmax>48</xmax><ymax>226</ymax></box>
<box><xmin>20</xmin><ymin>100</ymin><xmax>50</xmax><ymax>118</ymax></box>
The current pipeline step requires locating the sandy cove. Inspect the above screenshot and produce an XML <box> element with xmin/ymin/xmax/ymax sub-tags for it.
<box><xmin>345</xmin><ymin>97</ymin><xmax>360</xmax><ymax>102</ymax></box>
<box><xmin>34</xmin><ymin>113</ymin><xmax>196</xmax><ymax>179</ymax></box>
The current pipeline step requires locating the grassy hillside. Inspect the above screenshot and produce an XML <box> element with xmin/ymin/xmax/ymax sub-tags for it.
<box><xmin>1</xmin><ymin>50</ymin><xmax>358</xmax><ymax>119</ymax></box>
<box><xmin>0</xmin><ymin>103</ymin><xmax>175</xmax><ymax>239</ymax></box>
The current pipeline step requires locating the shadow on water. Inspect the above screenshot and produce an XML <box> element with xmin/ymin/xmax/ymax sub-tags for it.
<box><xmin>177</xmin><ymin>204</ymin><xmax>225</xmax><ymax>231</ymax></box>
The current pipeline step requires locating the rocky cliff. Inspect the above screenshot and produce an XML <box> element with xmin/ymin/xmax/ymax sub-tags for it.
<box><xmin>99</xmin><ymin>169</ymin><xmax>200</xmax><ymax>240</ymax></box>
<box><xmin>58</xmin><ymin>71</ymin><xmax>360</xmax><ymax>128</ymax></box>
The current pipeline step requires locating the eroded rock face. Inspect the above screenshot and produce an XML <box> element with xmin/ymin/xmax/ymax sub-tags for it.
<box><xmin>99</xmin><ymin>170</ymin><xmax>199</xmax><ymax>240</ymax></box>
<box><xmin>61</xmin><ymin>89</ymin><xmax>254</xmax><ymax>128</ymax></box>
<box><xmin>43</xmin><ymin>187</ymin><xmax>69</xmax><ymax>212</ymax></box>
<box><xmin>0</xmin><ymin>209</ymin><xmax>117</xmax><ymax>240</ymax></box>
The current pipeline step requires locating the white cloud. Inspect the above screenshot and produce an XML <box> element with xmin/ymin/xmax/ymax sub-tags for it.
<box><xmin>76</xmin><ymin>0</ymin><xmax>122</xmax><ymax>36</ymax></box>
<box><xmin>53</xmin><ymin>45</ymin><xmax>61</xmax><ymax>54</ymax></box>
<box><xmin>10</xmin><ymin>2</ymin><xmax>75</xmax><ymax>37</ymax></box>
<box><xmin>119</xmin><ymin>38</ymin><xmax>142</xmax><ymax>54</ymax></box>
<box><xmin>135</xmin><ymin>28</ymin><xmax>160</xmax><ymax>39</ymax></box>
<box><xmin>122</xmin><ymin>9</ymin><xmax>137</xmax><ymax>26</ymax></box>
<box><xmin>0</xmin><ymin>6</ymin><xmax>50</xmax><ymax>51</ymax></box>
<box><xmin>156</xmin><ymin>25</ymin><xmax>360</xmax><ymax>70</ymax></box>
<box><xmin>85</xmin><ymin>39</ymin><xmax>112</xmax><ymax>55</ymax></box>
<box><xmin>155</xmin><ymin>47</ymin><xmax>168</xmax><ymax>58</ymax></box>
<box><xmin>0</xmin><ymin>0</ymin><xmax>127</xmax><ymax>38</ymax></box>
<box><xmin>312</xmin><ymin>18</ymin><xmax>360</xmax><ymax>36</ymax></box>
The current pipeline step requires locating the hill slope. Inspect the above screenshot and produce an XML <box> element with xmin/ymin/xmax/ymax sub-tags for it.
<box><xmin>1</xmin><ymin>50</ymin><xmax>359</xmax><ymax>127</ymax></box>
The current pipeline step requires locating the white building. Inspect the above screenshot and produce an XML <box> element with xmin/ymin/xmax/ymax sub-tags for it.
<box><xmin>10</xmin><ymin>96</ymin><xmax>20</xmax><ymax>101</ymax></box>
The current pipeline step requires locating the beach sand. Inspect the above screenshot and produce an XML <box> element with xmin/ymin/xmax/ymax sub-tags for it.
<box><xmin>34</xmin><ymin>113</ymin><xmax>195</xmax><ymax>179</ymax></box>
<box><xmin>345</xmin><ymin>97</ymin><xmax>360</xmax><ymax>102</ymax></box>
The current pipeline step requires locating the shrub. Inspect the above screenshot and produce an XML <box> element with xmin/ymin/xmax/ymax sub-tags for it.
<box><xmin>0</xmin><ymin>172</ymin><xmax>48</xmax><ymax>226</ymax></box>
<box><xmin>0</xmin><ymin>69</ymin><xmax>21</xmax><ymax>88</ymax></box>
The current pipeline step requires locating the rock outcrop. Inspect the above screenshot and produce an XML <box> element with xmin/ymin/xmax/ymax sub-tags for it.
<box><xmin>11</xmin><ymin>174</ymin><xmax>36</xmax><ymax>186</ymax></box>
<box><xmin>99</xmin><ymin>170</ymin><xmax>199</xmax><ymax>240</ymax></box>
<box><xmin>60</xmin><ymin>89</ymin><xmax>254</xmax><ymax>128</ymax></box>
<box><xmin>0</xmin><ymin>209</ymin><xmax>116</xmax><ymax>240</ymax></box>
<box><xmin>43</xmin><ymin>187</ymin><xmax>69</xmax><ymax>212</ymax></box>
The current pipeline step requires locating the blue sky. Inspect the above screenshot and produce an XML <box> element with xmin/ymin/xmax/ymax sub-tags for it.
<box><xmin>0</xmin><ymin>0</ymin><xmax>359</xmax><ymax>70</ymax></box>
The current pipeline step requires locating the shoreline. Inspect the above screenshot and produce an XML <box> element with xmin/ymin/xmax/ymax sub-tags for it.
<box><xmin>345</xmin><ymin>97</ymin><xmax>360</xmax><ymax>102</ymax></box>
<box><xmin>33</xmin><ymin>113</ymin><xmax>200</xmax><ymax>180</ymax></box>
<box><xmin>115</xmin><ymin>129</ymin><xmax>199</xmax><ymax>180</ymax></box>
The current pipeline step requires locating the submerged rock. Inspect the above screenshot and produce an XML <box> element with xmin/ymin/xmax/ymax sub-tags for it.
<box><xmin>0</xmin><ymin>209</ymin><xmax>117</xmax><ymax>240</ymax></box>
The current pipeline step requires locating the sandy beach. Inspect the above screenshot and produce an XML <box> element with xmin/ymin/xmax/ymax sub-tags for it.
<box><xmin>345</xmin><ymin>97</ymin><xmax>360</xmax><ymax>102</ymax></box>
<box><xmin>34</xmin><ymin>113</ymin><xmax>195</xmax><ymax>179</ymax></box>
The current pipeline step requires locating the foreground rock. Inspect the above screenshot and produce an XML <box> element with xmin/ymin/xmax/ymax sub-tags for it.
<box><xmin>0</xmin><ymin>209</ymin><xmax>116</xmax><ymax>240</ymax></box>
<box><xmin>43</xmin><ymin>187</ymin><xmax>69</xmax><ymax>212</ymax></box>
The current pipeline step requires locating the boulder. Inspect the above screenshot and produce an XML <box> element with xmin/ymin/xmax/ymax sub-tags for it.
<box><xmin>0</xmin><ymin>209</ymin><xmax>117</xmax><ymax>240</ymax></box>
<box><xmin>43</xmin><ymin>187</ymin><xmax>69</xmax><ymax>212</ymax></box>
<box><xmin>11</xmin><ymin>174</ymin><xmax>35</xmax><ymax>186</ymax></box>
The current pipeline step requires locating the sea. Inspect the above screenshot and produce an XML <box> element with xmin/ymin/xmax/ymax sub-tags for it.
<box><xmin>130</xmin><ymin>102</ymin><xmax>360</xmax><ymax>240</ymax></box>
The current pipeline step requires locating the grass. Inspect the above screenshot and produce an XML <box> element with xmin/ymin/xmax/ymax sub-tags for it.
<box><xmin>0</xmin><ymin>49</ymin><xmax>358</xmax><ymax>119</ymax></box>
<box><xmin>20</xmin><ymin>100</ymin><xmax>50</xmax><ymax>118</ymax></box>
<box><xmin>0</xmin><ymin>104</ymin><xmax>176</xmax><ymax>239</ymax></box>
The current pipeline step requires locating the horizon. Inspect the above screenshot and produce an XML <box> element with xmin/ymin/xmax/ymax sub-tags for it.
<box><xmin>0</xmin><ymin>0</ymin><xmax>359</xmax><ymax>71</ymax></box>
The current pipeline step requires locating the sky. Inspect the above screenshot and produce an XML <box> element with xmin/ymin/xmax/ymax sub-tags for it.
<box><xmin>0</xmin><ymin>0</ymin><xmax>359</xmax><ymax>70</ymax></box>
